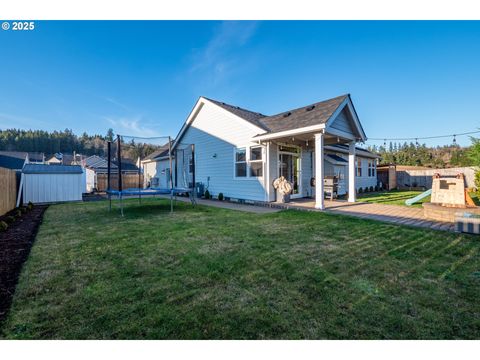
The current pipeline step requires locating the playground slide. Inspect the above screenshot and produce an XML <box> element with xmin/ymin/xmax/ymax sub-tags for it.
<box><xmin>405</xmin><ymin>189</ymin><xmax>432</xmax><ymax>206</ymax></box>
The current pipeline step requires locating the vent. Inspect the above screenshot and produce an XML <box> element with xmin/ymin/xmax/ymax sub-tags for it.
<box><xmin>283</xmin><ymin>112</ymin><xmax>292</xmax><ymax>118</ymax></box>
<box><xmin>306</xmin><ymin>105</ymin><xmax>315</xmax><ymax>111</ymax></box>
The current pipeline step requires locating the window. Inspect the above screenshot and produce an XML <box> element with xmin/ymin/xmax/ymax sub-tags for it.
<box><xmin>368</xmin><ymin>160</ymin><xmax>375</xmax><ymax>177</ymax></box>
<box><xmin>356</xmin><ymin>158</ymin><xmax>362</xmax><ymax>177</ymax></box>
<box><xmin>249</xmin><ymin>146</ymin><xmax>263</xmax><ymax>177</ymax></box>
<box><xmin>235</xmin><ymin>148</ymin><xmax>247</xmax><ymax>177</ymax></box>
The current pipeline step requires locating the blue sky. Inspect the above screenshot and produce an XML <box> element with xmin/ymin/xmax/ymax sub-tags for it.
<box><xmin>1</xmin><ymin>21</ymin><xmax>479</xmax><ymax>146</ymax></box>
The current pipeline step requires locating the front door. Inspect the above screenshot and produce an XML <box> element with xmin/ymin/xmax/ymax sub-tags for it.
<box><xmin>278</xmin><ymin>147</ymin><xmax>302</xmax><ymax>198</ymax></box>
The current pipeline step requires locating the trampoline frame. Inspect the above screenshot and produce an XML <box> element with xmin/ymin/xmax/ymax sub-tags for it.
<box><xmin>107</xmin><ymin>135</ymin><xmax>196</xmax><ymax>216</ymax></box>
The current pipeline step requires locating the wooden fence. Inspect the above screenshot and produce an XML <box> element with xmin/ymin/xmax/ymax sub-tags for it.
<box><xmin>0</xmin><ymin>167</ymin><xmax>17</xmax><ymax>216</ymax></box>
<box><xmin>396</xmin><ymin>166</ymin><xmax>478</xmax><ymax>190</ymax></box>
<box><xmin>96</xmin><ymin>173</ymin><xmax>144</xmax><ymax>192</ymax></box>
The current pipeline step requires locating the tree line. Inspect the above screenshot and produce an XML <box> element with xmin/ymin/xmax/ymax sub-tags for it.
<box><xmin>0</xmin><ymin>128</ymin><xmax>162</xmax><ymax>160</ymax></box>
<box><xmin>368</xmin><ymin>141</ymin><xmax>474</xmax><ymax>168</ymax></box>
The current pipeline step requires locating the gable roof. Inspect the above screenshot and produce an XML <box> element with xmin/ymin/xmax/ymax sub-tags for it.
<box><xmin>143</xmin><ymin>145</ymin><xmax>170</xmax><ymax>161</ymax></box>
<box><xmin>204</xmin><ymin>97</ymin><xmax>269</xmax><ymax>131</ymax></box>
<box><xmin>85</xmin><ymin>155</ymin><xmax>117</xmax><ymax>170</ymax></box>
<box><xmin>173</xmin><ymin>94</ymin><xmax>366</xmax><ymax>150</ymax></box>
<box><xmin>259</xmin><ymin>95</ymin><xmax>348</xmax><ymax>133</ymax></box>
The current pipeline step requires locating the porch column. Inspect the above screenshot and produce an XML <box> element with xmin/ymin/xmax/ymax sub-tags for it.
<box><xmin>348</xmin><ymin>141</ymin><xmax>356</xmax><ymax>202</ymax></box>
<box><xmin>314</xmin><ymin>132</ymin><xmax>324</xmax><ymax>210</ymax></box>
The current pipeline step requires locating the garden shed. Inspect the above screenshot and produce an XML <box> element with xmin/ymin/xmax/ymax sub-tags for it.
<box><xmin>21</xmin><ymin>164</ymin><xmax>85</xmax><ymax>204</ymax></box>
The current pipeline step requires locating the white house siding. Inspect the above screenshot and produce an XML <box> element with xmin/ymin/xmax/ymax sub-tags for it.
<box><xmin>143</xmin><ymin>159</ymin><xmax>172</xmax><ymax>189</ymax></box>
<box><xmin>301</xmin><ymin>149</ymin><xmax>314</xmax><ymax>198</ymax></box>
<box><xmin>329</xmin><ymin>108</ymin><xmax>355</xmax><ymax>134</ymax></box>
<box><xmin>343</xmin><ymin>156</ymin><xmax>377</xmax><ymax>191</ymax></box>
<box><xmin>179</xmin><ymin>101</ymin><xmax>267</xmax><ymax>201</ymax></box>
<box><xmin>23</xmin><ymin>173</ymin><xmax>84</xmax><ymax>204</ymax></box>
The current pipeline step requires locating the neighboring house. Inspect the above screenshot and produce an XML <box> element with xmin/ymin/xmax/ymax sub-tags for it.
<box><xmin>47</xmin><ymin>152</ymin><xmax>84</xmax><ymax>165</ymax></box>
<box><xmin>84</xmin><ymin>155</ymin><xmax>117</xmax><ymax>192</ymax></box>
<box><xmin>144</xmin><ymin>94</ymin><xmax>378</xmax><ymax>209</ymax></box>
<box><xmin>0</xmin><ymin>151</ymin><xmax>45</xmax><ymax>171</ymax></box>
<box><xmin>141</xmin><ymin>145</ymin><xmax>171</xmax><ymax>188</ymax></box>
<box><xmin>21</xmin><ymin>164</ymin><xmax>85</xmax><ymax>204</ymax></box>
<box><xmin>84</xmin><ymin>155</ymin><xmax>140</xmax><ymax>192</ymax></box>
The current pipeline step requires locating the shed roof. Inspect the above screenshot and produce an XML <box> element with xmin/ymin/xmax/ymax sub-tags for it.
<box><xmin>23</xmin><ymin>164</ymin><xmax>83</xmax><ymax>174</ymax></box>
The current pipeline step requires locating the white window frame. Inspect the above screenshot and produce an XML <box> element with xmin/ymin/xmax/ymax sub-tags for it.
<box><xmin>356</xmin><ymin>158</ymin><xmax>362</xmax><ymax>177</ymax></box>
<box><xmin>367</xmin><ymin>160</ymin><xmax>376</xmax><ymax>177</ymax></box>
<box><xmin>234</xmin><ymin>147</ymin><xmax>247</xmax><ymax>179</ymax></box>
<box><xmin>233</xmin><ymin>145</ymin><xmax>265</xmax><ymax>180</ymax></box>
<box><xmin>249</xmin><ymin>145</ymin><xmax>264</xmax><ymax>178</ymax></box>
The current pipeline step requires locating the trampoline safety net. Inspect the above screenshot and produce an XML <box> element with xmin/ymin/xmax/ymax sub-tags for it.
<box><xmin>106</xmin><ymin>134</ymin><xmax>196</xmax><ymax>215</ymax></box>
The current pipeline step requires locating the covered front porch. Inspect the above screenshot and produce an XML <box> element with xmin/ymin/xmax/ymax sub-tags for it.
<box><xmin>259</xmin><ymin>131</ymin><xmax>358</xmax><ymax>209</ymax></box>
<box><xmin>252</xmin><ymin>94</ymin><xmax>367</xmax><ymax>209</ymax></box>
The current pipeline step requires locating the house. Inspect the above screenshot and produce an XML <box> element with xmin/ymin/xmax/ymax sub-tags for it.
<box><xmin>0</xmin><ymin>151</ymin><xmax>45</xmax><ymax>171</ymax></box>
<box><xmin>144</xmin><ymin>94</ymin><xmax>378</xmax><ymax>209</ymax></box>
<box><xmin>141</xmin><ymin>144</ymin><xmax>171</xmax><ymax>188</ymax></box>
<box><xmin>46</xmin><ymin>152</ymin><xmax>84</xmax><ymax>165</ymax></box>
<box><xmin>84</xmin><ymin>155</ymin><xmax>141</xmax><ymax>192</ymax></box>
<box><xmin>21</xmin><ymin>164</ymin><xmax>85</xmax><ymax>204</ymax></box>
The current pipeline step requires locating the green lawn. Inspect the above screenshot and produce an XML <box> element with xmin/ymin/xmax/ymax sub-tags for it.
<box><xmin>1</xmin><ymin>199</ymin><xmax>479</xmax><ymax>339</ymax></box>
<box><xmin>357</xmin><ymin>190</ymin><xmax>430</xmax><ymax>207</ymax></box>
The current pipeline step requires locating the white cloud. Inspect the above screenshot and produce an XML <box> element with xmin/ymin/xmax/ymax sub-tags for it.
<box><xmin>103</xmin><ymin>115</ymin><xmax>160</xmax><ymax>138</ymax></box>
<box><xmin>189</xmin><ymin>21</ymin><xmax>259</xmax><ymax>85</ymax></box>
<box><xmin>104</xmin><ymin>97</ymin><xmax>130</xmax><ymax>111</ymax></box>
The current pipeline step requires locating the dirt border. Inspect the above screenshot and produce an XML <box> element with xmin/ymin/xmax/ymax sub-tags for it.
<box><xmin>0</xmin><ymin>205</ymin><xmax>48</xmax><ymax>324</ymax></box>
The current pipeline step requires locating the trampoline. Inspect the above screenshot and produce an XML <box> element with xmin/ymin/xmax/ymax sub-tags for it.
<box><xmin>106</xmin><ymin>135</ymin><xmax>196</xmax><ymax>216</ymax></box>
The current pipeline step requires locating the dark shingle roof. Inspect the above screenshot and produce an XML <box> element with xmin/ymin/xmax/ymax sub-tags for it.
<box><xmin>23</xmin><ymin>164</ymin><xmax>83</xmax><ymax>174</ymax></box>
<box><xmin>325</xmin><ymin>154</ymin><xmax>348</xmax><ymax>163</ymax></box>
<box><xmin>85</xmin><ymin>155</ymin><xmax>117</xmax><ymax>170</ymax></box>
<box><xmin>326</xmin><ymin>144</ymin><xmax>379</xmax><ymax>158</ymax></box>
<box><xmin>259</xmin><ymin>95</ymin><xmax>348</xmax><ymax>133</ymax></box>
<box><xmin>205</xmin><ymin>95</ymin><xmax>349</xmax><ymax>135</ymax></box>
<box><xmin>143</xmin><ymin>146</ymin><xmax>170</xmax><ymax>160</ymax></box>
<box><xmin>204</xmin><ymin>97</ymin><xmax>269</xmax><ymax>131</ymax></box>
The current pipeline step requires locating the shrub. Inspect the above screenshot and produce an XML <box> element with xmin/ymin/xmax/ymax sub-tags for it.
<box><xmin>15</xmin><ymin>209</ymin><xmax>22</xmax><ymax>217</ymax></box>
<box><xmin>374</xmin><ymin>185</ymin><xmax>379</xmax><ymax>192</ymax></box>
<box><xmin>363</xmin><ymin>187</ymin><xmax>369</xmax><ymax>193</ymax></box>
<box><xmin>358</xmin><ymin>187</ymin><xmax>363</xmax><ymax>194</ymax></box>
<box><xmin>218</xmin><ymin>192</ymin><xmax>224</xmax><ymax>201</ymax></box>
<box><xmin>0</xmin><ymin>221</ymin><xmax>8</xmax><ymax>232</ymax></box>
<box><xmin>20</xmin><ymin>207</ymin><xmax>27</xmax><ymax>214</ymax></box>
<box><xmin>204</xmin><ymin>190</ymin><xmax>211</xmax><ymax>199</ymax></box>
<box><xmin>369</xmin><ymin>186</ymin><xmax>374</xmax><ymax>192</ymax></box>
<box><xmin>27</xmin><ymin>201</ymin><xmax>34</xmax><ymax>210</ymax></box>
<box><xmin>5</xmin><ymin>216</ymin><xmax>15</xmax><ymax>224</ymax></box>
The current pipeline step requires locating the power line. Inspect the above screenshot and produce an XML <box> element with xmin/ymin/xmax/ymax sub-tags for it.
<box><xmin>367</xmin><ymin>130</ymin><xmax>480</xmax><ymax>142</ymax></box>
